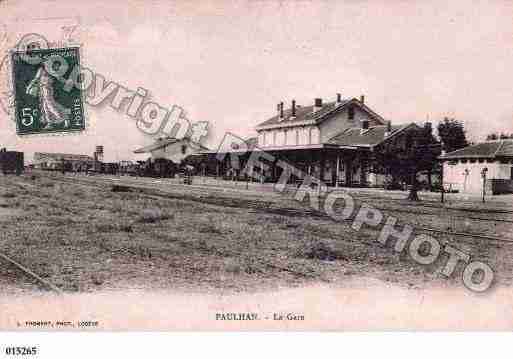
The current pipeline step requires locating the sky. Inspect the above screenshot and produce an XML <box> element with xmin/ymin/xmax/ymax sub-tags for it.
<box><xmin>1</xmin><ymin>0</ymin><xmax>512</xmax><ymax>162</ymax></box>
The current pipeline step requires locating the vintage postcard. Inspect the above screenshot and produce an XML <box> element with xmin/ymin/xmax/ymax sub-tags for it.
<box><xmin>1</xmin><ymin>0</ymin><xmax>513</xmax><ymax>344</ymax></box>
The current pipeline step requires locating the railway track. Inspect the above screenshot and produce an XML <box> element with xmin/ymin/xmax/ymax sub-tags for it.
<box><xmin>44</xmin><ymin>173</ymin><xmax>513</xmax><ymax>223</ymax></box>
<box><xmin>38</xmin><ymin>173</ymin><xmax>513</xmax><ymax>244</ymax></box>
<box><xmin>115</xmin><ymin>176</ymin><xmax>513</xmax><ymax>218</ymax></box>
<box><xmin>0</xmin><ymin>252</ymin><xmax>63</xmax><ymax>293</ymax></box>
<box><xmin>346</xmin><ymin>192</ymin><xmax>513</xmax><ymax>215</ymax></box>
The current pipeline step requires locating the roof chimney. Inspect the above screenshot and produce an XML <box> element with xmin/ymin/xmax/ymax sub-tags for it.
<box><xmin>277</xmin><ymin>101</ymin><xmax>284</xmax><ymax>120</ymax></box>
<box><xmin>336</xmin><ymin>93</ymin><xmax>342</xmax><ymax>104</ymax></box>
<box><xmin>360</xmin><ymin>95</ymin><xmax>365</xmax><ymax>104</ymax></box>
<box><xmin>384</xmin><ymin>120</ymin><xmax>392</xmax><ymax>137</ymax></box>
<box><xmin>291</xmin><ymin>100</ymin><xmax>296</xmax><ymax>117</ymax></box>
<box><xmin>313</xmin><ymin>98</ymin><xmax>323</xmax><ymax>113</ymax></box>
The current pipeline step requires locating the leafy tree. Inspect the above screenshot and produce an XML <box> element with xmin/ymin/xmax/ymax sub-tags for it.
<box><xmin>372</xmin><ymin>123</ymin><xmax>440</xmax><ymax>201</ymax></box>
<box><xmin>437</xmin><ymin>117</ymin><xmax>468</xmax><ymax>153</ymax></box>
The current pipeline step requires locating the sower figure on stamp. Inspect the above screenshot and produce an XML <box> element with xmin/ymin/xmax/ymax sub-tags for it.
<box><xmin>25</xmin><ymin>62</ymin><xmax>71</xmax><ymax>129</ymax></box>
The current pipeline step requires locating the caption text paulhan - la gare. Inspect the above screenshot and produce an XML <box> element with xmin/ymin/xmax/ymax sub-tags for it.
<box><xmin>215</xmin><ymin>312</ymin><xmax>305</xmax><ymax>321</ymax></box>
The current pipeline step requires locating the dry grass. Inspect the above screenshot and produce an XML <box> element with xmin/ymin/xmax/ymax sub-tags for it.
<box><xmin>0</xmin><ymin>191</ymin><xmax>16</xmax><ymax>198</ymax></box>
<box><xmin>0</xmin><ymin>174</ymin><xmax>512</xmax><ymax>294</ymax></box>
<box><xmin>136</xmin><ymin>208</ymin><xmax>174</xmax><ymax>223</ymax></box>
<box><xmin>295</xmin><ymin>240</ymin><xmax>345</xmax><ymax>261</ymax></box>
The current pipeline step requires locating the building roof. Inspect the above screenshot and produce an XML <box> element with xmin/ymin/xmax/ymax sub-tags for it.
<box><xmin>440</xmin><ymin>140</ymin><xmax>513</xmax><ymax>159</ymax></box>
<box><xmin>328</xmin><ymin>123</ymin><xmax>412</xmax><ymax>147</ymax></box>
<box><xmin>207</xmin><ymin>122</ymin><xmax>418</xmax><ymax>154</ymax></box>
<box><xmin>133</xmin><ymin>137</ymin><xmax>209</xmax><ymax>154</ymax></box>
<box><xmin>198</xmin><ymin>137</ymin><xmax>259</xmax><ymax>154</ymax></box>
<box><xmin>256</xmin><ymin>98</ymin><xmax>386</xmax><ymax>130</ymax></box>
<box><xmin>243</xmin><ymin>137</ymin><xmax>258</xmax><ymax>150</ymax></box>
<box><xmin>33</xmin><ymin>152</ymin><xmax>94</xmax><ymax>162</ymax></box>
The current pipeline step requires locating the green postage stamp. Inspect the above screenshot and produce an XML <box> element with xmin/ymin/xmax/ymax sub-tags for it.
<box><xmin>11</xmin><ymin>47</ymin><xmax>85</xmax><ymax>135</ymax></box>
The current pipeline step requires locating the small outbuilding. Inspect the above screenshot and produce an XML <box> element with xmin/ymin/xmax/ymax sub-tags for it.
<box><xmin>133</xmin><ymin>137</ymin><xmax>210</xmax><ymax>177</ymax></box>
<box><xmin>439</xmin><ymin>140</ymin><xmax>513</xmax><ymax>195</ymax></box>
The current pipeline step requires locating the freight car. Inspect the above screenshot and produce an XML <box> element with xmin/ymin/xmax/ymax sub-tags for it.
<box><xmin>0</xmin><ymin>149</ymin><xmax>24</xmax><ymax>175</ymax></box>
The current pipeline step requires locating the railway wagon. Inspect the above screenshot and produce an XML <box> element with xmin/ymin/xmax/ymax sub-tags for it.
<box><xmin>0</xmin><ymin>150</ymin><xmax>24</xmax><ymax>175</ymax></box>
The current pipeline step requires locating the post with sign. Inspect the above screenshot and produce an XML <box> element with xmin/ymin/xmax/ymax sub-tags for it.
<box><xmin>440</xmin><ymin>160</ymin><xmax>445</xmax><ymax>203</ymax></box>
<box><xmin>481</xmin><ymin>167</ymin><xmax>488</xmax><ymax>203</ymax></box>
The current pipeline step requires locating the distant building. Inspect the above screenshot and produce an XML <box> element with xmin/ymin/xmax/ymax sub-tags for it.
<box><xmin>440</xmin><ymin>140</ymin><xmax>513</xmax><ymax>194</ymax></box>
<box><xmin>33</xmin><ymin>152</ymin><xmax>94</xmax><ymax>171</ymax></box>
<box><xmin>133</xmin><ymin>137</ymin><xmax>208</xmax><ymax>163</ymax></box>
<box><xmin>203</xmin><ymin>94</ymin><xmax>426</xmax><ymax>186</ymax></box>
<box><xmin>133</xmin><ymin>137</ymin><xmax>210</xmax><ymax>177</ymax></box>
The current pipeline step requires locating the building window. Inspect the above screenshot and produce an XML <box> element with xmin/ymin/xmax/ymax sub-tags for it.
<box><xmin>299</xmin><ymin>128</ymin><xmax>307</xmax><ymax>145</ymax></box>
<box><xmin>295</xmin><ymin>129</ymin><xmax>299</xmax><ymax>145</ymax></box>
<box><xmin>478</xmin><ymin>158</ymin><xmax>484</xmax><ymax>163</ymax></box>
<box><xmin>461</xmin><ymin>159</ymin><xmax>467</xmax><ymax>163</ymax></box>
<box><xmin>276</xmin><ymin>130</ymin><xmax>284</xmax><ymax>146</ymax></box>
<box><xmin>181</xmin><ymin>145</ymin><xmax>187</xmax><ymax>154</ymax></box>
<box><xmin>308</xmin><ymin>127</ymin><xmax>319</xmax><ymax>144</ymax></box>
<box><xmin>470</xmin><ymin>159</ymin><xmax>477</xmax><ymax>163</ymax></box>
<box><xmin>348</xmin><ymin>106</ymin><xmax>355</xmax><ymax>120</ymax></box>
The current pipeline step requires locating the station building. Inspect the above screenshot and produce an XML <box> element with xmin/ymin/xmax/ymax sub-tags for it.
<box><xmin>205</xmin><ymin>94</ymin><xmax>426</xmax><ymax>187</ymax></box>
